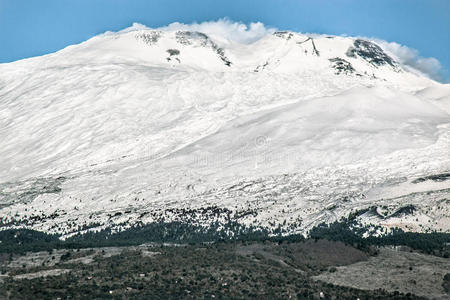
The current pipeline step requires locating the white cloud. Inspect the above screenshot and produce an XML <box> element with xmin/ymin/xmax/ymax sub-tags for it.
<box><xmin>121</xmin><ymin>22</ymin><xmax>149</xmax><ymax>32</ymax></box>
<box><xmin>121</xmin><ymin>19</ymin><xmax>276</xmax><ymax>45</ymax></box>
<box><xmin>376</xmin><ymin>40</ymin><xmax>443</xmax><ymax>81</ymax></box>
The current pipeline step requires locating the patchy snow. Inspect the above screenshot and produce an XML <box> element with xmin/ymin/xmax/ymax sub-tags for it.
<box><xmin>13</xmin><ymin>269</ymin><xmax>71</xmax><ymax>280</ymax></box>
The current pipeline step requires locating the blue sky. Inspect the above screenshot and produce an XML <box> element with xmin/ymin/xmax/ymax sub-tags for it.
<box><xmin>0</xmin><ymin>0</ymin><xmax>449</xmax><ymax>81</ymax></box>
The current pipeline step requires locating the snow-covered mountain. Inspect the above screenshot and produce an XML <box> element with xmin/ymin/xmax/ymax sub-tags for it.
<box><xmin>0</xmin><ymin>26</ymin><xmax>449</xmax><ymax>238</ymax></box>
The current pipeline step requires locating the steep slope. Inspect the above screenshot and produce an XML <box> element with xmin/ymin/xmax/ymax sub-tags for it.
<box><xmin>0</xmin><ymin>26</ymin><xmax>448</xmax><ymax>237</ymax></box>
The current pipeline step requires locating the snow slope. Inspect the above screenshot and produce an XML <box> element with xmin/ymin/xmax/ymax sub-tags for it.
<box><xmin>0</xmin><ymin>26</ymin><xmax>448</xmax><ymax>237</ymax></box>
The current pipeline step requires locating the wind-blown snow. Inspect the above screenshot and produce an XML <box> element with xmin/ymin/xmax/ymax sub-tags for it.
<box><xmin>0</xmin><ymin>25</ymin><xmax>449</xmax><ymax>237</ymax></box>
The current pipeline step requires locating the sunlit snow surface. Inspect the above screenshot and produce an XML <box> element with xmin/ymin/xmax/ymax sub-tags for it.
<box><xmin>0</xmin><ymin>29</ymin><xmax>449</xmax><ymax>237</ymax></box>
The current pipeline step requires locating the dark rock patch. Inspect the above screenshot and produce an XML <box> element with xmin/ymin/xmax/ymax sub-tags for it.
<box><xmin>166</xmin><ymin>49</ymin><xmax>180</xmax><ymax>56</ymax></box>
<box><xmin>135</xmin><ymin>31</ymin><xmax>162</xmax><ymax>45</ymax></box>
<box><xmin>412</xmin><ymin>172</ymin><xmax>450</xmax><ymax>184</ymax></box>
<box><xmin>347</xmin><ymin>39</ymin><xmax>397</xmax><ymax>68</ymax></box>
<box><xmin>329</xmin><ymin>57</ymin><xmax>355</xmax><ymax>75</ymax></box>
<box><xmin>273</xmin><ymin>31</ymin><xmax>294</xmax><ymax>40</ymax></box>
<box><xmin>175</xmin><ymin>31</ymin><xmax>232</xmax><ymax>66</ymax></box>
<box><xmin>390</xmin><ymin>205</ymin><xmax>416</xmax><ymax>218</ymax></box>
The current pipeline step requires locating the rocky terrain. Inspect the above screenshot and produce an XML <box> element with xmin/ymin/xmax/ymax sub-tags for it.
<box><xmin>2</xmin><ymin>239</ymin><xmax>447</xmax><ymax>299</ymax></box>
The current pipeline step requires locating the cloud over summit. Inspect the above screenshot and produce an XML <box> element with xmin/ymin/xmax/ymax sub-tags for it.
<box><xmin>121</xmin><ymin>19</ymin><xmax>444</xmax><ymax>82</ymax></box>
<box><xmin>124</xmin><ymin>19</ymin><xmax>276</xmax><ymax>44</ymax></box>
<box><xmin>377</xmin><ymin>40</ymin><xmax>444</xmax><ymax>82</ymax></box>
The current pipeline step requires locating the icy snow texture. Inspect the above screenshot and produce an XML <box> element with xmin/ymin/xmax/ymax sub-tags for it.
<box><xmin>0</xmin><ymin>27</ymin><xmax>449</xmax><ymax>236</ymax></box>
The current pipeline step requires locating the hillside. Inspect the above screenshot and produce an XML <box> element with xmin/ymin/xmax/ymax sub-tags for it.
<box><xmin>0</xmin><ymin>26</ymin><xmax>449</xmax><ymax>238</ymax></box>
